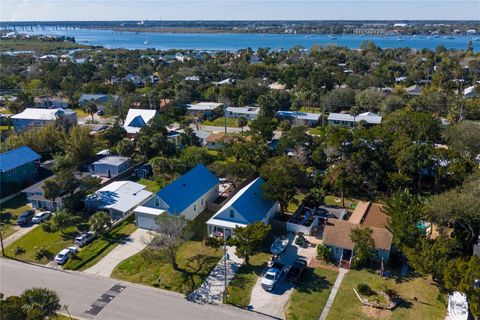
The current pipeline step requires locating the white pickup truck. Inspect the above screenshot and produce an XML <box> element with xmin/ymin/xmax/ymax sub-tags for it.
<box><xmin>261</xmin><ymin>262</ymin><xmax>284</xmax><ymax>291</ymax></box>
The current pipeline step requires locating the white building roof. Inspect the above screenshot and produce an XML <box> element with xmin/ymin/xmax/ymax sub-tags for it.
<box><xmin>86</xmin><ymin>181</ymin><xmax>152</xmax><ymax>214</ymax></box>
<box><xmin>328</xmin><ymin>112</ymin><xmax>382</xmax><ymax>124</ymax></box>
<box><xmin>226</xmin><ymin>106</ymin><xmax>260</xmax><ymax>115</ymax></box>
<box><xmin>187</xmin><ymin>102</ymin><xmax>223</xmax><ymax>111</ymax></box>
<box><xmin>93</xmin><ymin>156</ymin><xmax>129</xmax><ymax>166</ymax></box>
<box><xmin>11</xmin><ymin>108</ymin><xmax>75</xmax><ymax>121</ymax></box>
<box><xmin>123</xmin><ymin>108</ymin><xmax>158</xmax><ymax>134</ymax></box>
<box><xmin>464</xmin><ymin>86</ymin><xmax>476</xmax><ymax>96</ymax></box>
<box><xmin>133</xmin><ymin>205</ymin><xmax>166</xmax><ymax>216</ymax></box>
<box><xmin>276</xmin><ymin>111</ymin><xmax>321</xmax><ymax>121</ymax></box>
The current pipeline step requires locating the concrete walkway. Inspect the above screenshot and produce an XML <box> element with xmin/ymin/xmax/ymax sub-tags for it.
<box><xmin>319</xmin><ymin>268</ymin><xmax>349</xmax><ymax>320</ymax></box>
<box><xmin>3</xmin><ymin>224</ymin><xmax>39</xmax><ymax>247</ymax></box>
<box><xmin>84</xmin><ymin>229</ymin><xmax>152</xmax><ymax>277</ymax></box>
<box><xmin>188</xmin><ymin>246</ymin><xmax>244</xmax><ymax>304</ymax></box>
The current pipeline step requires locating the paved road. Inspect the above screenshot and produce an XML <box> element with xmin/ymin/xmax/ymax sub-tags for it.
<box><xmin>3</xmin><ymin>223</ymin><xmax>39</xmax><ymax>247</ymax></box>
<box><xmin>0</xmin><ymin>258</ymin><xmax>270</xmax><ymax>320</ymax></box>
<box><xmin>319</xmin><ymin>268</ymin><xmax>348</xmax><ymax>320</ymax></box>
<box><xmin>84</xmin><ymin>229</ymin><xmax>152</xmax><ymax>277</ymax></box>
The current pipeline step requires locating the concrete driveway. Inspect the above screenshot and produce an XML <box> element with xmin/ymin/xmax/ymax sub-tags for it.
<box><xmin>248</xmin><ymin>234</ymin><xmax>318</xmax><ymax>319</ymax></box>
<box><xmin>84</xmin><ymin>229</ymin><xmax>153</xmax><ymax>277</ymax></box>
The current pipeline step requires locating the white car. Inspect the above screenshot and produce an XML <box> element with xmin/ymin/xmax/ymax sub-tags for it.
<box><xmin>261</xmin><ymin>262</ymin><xmax>284</xmax><ymax>291</ymax></box>
<box><xmin>31</xmin><ymin>211</ymin><xmax>51</xmax><ymax>224</ymax></box>
<box><xmin>54</xmin><ymin>248</ymin><xmax>71</xmax><ymax>265</ymax></box>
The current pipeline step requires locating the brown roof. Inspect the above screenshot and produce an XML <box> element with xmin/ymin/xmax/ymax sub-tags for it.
<box><xmin>206</xmin><ymin>133</ymin><xmax>225</xmax><ymax>143</ymax></box>
<box><xmin>206</xmin><ymin>134</ymin><xmax>252</xmax><ymax>143</ymax></box>
<box><xmin>348</xmin><ymin>201</ymin><xmax>389</xmax><ymax>229</ymax></box>
<box><xmin>323</xmin><ymin>219</ymin><xmax>393</xmax><ymax>251</ymax></box>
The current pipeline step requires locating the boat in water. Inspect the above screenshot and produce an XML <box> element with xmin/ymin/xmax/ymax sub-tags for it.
<box><xmin>448</xmin><ymin>292</ymin><xmax>469</xmax><ymax>320</ymax></box>
<box><xmin>271</xmin><ymin>236</ymin><xmax>289</xmax><ymax>255</ymax></box>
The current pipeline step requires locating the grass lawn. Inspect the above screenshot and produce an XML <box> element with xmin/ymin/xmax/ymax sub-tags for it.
<box><xmin>0</xmin><ymin>194</ymin><xmax>32</xmax><ymax>239</ymax></box>
<box><xmin>226</xmin><ymin>252</ymin><xmax>271</xmax><ymax>308</ymax></box>
<box><xmin>308</xmin><ymin>126</ymin><xmax>323</xmax><ymax>135</ymax></box>
<box><xmin>137</xmin><ymin>178</ymin><xmax>162</xmax><ymax>193</ymax></box>
<box><xmin>286</xmin><ymin>267</ymin><xmax>338</xmax><ymax>320</ymax></box>
<box><xmin>286</xmin><ymin>189</ymin><xmax>308</xmax><ymax>214</ymax></box>
<box><xmin>0</xmin><ymin>125</ymin><xmax>11</xmax><ymax>132</ymax></box>
<box><xmin>0</xmin><ymin>39</ymin><xmax>88</xmax><ymax>52</ymax></box>
<box><xmin>326</xmin><ymin>269</ymin><xmax>446</xmax><ymax>320</ymax></box>
<box><xmin>111</xmin><ymin>210</ymin><xmax>222</xmax><ymax>294</ymax></box>
<box><xmin>5</xmin><ymin>224</ymin><xmax>82</xmax><ymax>264</ymax></box>
<box><xmin>64</xmin><ymin>216</ymin><xmax>137</xmax><ymax>271</ymax></box>
<box><xmin>73</xmin><ymin>108</ymin><xmax>90</xmax><ymax>118</ymax></box>
<box><xmin>202</xmin><ymin>117</ymin><xmax>240</xmax><ymax>128</ymax></box>
<box><xmin>324</xmin><ymin>195</ymin><xmax>357</xmax><ymax>212</ymax></box>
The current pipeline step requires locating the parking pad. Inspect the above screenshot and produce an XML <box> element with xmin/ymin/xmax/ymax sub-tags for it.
<box><xmin>81</xmin><ymin>284</ymin><xmax>126</xmax><ymax>318</ymax></box>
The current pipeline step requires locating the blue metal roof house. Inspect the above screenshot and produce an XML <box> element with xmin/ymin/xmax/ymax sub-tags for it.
<box><xmin>207</xmin><ymin>177</ymin><xmax>280</xmax><ymax>238</ymax></box>
<box><xmin>0</xmin><ymin>146</ymin><xmax>41</xmax><ymax>196</ymax></box>
<box><xmin>137</xmin><ymin>164</ymin><xmax>220</xmax><ymax>228</ymax></box>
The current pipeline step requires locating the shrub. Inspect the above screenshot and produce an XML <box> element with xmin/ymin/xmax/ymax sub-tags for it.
<box><xmin>204</xmin><ymin>236</ymin><xmax>222</xmax><ymax>249</ymax></box>
<box><xmin>357</xmin><ymin>283</ymin><xmax>374</xmax><ymax>296</ymax></box>
<box><xmin>317</xmin><ymin>244</ymin><xmax>333</xmax><ymax>262</ymax></box>
<box><xmin>14</xmin><ymin>246</ymin><xmax>25</xmax><ymax>256</ymax></box>
<box><xmin>35</xmin><ymin>247</ymin><xmax>53</xmax><ymax>261</ymax></box>
<box><xmin>385</xmin><ymin>288</ymin><xmax>399</xmax><ymax>300</ymax></box>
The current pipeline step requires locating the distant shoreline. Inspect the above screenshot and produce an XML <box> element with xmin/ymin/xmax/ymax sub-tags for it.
<box><xmin>94</xmin><ymin>27</ymin><xmax>250</xmax><ymax>34</ymax></box>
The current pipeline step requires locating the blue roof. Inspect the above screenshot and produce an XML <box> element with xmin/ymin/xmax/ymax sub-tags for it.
<box><xmin>0</xmin><ymin>146</ymin><xmax>41</xmax><ymax>172</ymax></box>
<box><xmin>156</xmin><ymin>164</ymin><xmax>219</xmax><ymax>214</ymax></box>
<box><xmin>213</xmin><ymin>177</ymin><xmax>276</xmax><ymax>224</ymax></box>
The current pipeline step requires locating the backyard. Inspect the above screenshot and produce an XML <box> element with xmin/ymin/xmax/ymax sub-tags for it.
<box><xmin>111</xmin><ymin>210</ymin><xmax>222</xmax><ymax>294</ymax></box>
<box><xmin>202</xmin><ymin>117</ymin><xmax>240</xmax><ymax>128</ymax></box>
<box><xmin>285</xmin><ymin>267</ymin><xmax>338</xmax><ymax>320</ymax></box>
<box><xmin>225</xmin><ymin>252</ymin><xmax>271</xmax><ymax>308</ymax></box>
<box><xmin>0</xmin><ymin>194</ymin><xmax>31</xmax><ymax>239</ymax></box>
<box><xmin>326</xmin><ymin>269</ymin><xmax>447</xmax><ymax>320</ymax></box>
<box><xmin>64</xmin><ymin>216</ymin><xmax>137</xmax><ymax>271</ymax></box>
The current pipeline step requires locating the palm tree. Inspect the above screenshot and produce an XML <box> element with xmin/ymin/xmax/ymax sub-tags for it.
<box><xmin>237</xmin><ymin>116</ymin><xmax>248</xmax><ymax>134</ymax></box>
<box><xmin>21</xmin><ymin>287</ymin><xmax>61</xmax><ymax>319</ymax></box>
<box><xmin>89</xmin><ymin>211</ymin><xmax>112</xmax><ymax>235</ymax></box>
<box><xmin>84</xmin><ymin>101</ymin><xmax>98</xmax><ymax>123</ymax></box>
<box><xmin>350</xmin><ymin>106</ymin><xmax>360</xmax><ymax>130</ymax></box>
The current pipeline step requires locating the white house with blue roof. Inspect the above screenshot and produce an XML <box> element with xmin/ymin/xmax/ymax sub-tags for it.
<box><xmin>207</xmin><ymin>177</ymin><xmax>280</xmax><ymax>239</ymax></box>
<box><xmin>136</xmin><ymin>164</ymin><xmax>220</xmax><ymax>229</ymax></box>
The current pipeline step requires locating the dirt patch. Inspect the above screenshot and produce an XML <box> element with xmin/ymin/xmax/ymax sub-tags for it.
<box><xmin>361</xmin><ymin>305</ymin><xmax>393</xmax><ymax>319</ymax></box>
<box><xmin>308</xmin><ymin>258</ymin><xmax>339</xmax><ymax>272</ymax></box>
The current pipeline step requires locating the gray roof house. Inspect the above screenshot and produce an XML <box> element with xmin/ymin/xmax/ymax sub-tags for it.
<box><xmin>11</xmin><ymin>108</ymin><xmax>77</xmax><ymax>132</ymax></box>
<box><xmin>226</xmin><ymin>106</ymin><xmax>260</xmax><ymax>120</ymax></box>
<box><xmin>91</xmin><ymin>156</ymin><xmax>130</xmax><ymax>178</ymax></box>
<box><xmin>328</xmin><ymin>112</ymin><xmax>382</xmax><ymax>127</ymax></box>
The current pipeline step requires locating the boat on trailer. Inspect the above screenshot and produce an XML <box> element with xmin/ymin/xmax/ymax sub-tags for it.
<box><xmin>271</xmin><ymin>236</ymin><xmax>289</xmax><ymax>255</ymax></box>
<box><xmin>448</xmin><ymin>291</ymin><xmax>469</xmax><ymax>320</ymax></box>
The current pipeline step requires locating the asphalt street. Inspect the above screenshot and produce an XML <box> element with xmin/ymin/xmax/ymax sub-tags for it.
<box><xmin>0</xmin><ymin>258</ymin><xmax>270</xmax><ymax>320</ymax></box>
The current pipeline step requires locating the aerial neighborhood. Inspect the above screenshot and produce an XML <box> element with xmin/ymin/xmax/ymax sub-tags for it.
<box><xmin>0</xmin><ymin>21</ymin><xmax>479</xmax><ymax>320</ymax></box>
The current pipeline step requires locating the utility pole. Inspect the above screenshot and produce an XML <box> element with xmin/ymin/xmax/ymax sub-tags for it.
<box><xmin>0</xmin><ymin>224</ymin><xmax>5</xmax><ymax>257</ymax></box>
<box><xmin>223</xmin><ymin>233</ymin><xmax>228</xmax><ymax>303</ymax></box>
<box><xmin>224</xmin><ymin>104</ymin><xmax>227</xmax><ymax>135</ymax></box>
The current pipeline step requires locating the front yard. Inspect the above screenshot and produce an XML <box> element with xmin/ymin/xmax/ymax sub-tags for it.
<box><xmin>326</xmin><ymin>269</ymin><xmax>446</xmax><ymax>320</ymax></box>
<box><xmin>111</xmin><ymin>210</ymin><xmax>222</xmax><ymax>294</ymax></box>
<box><xmin>202</xmin><ymin>117</ymin><xmax>240</xmax><ymax>128</ymax></box>
<box><xmin>64</xmin><ymin>216</ymin><xmax>137</xmax><ymax>271</ymax></box>
<box><xmin>0</xmin><ymin>194</ymin><xmax>31</xmax><ymax>239</ymax></box>
<box><xmin>285</xmin><ymin>267</ymin><xmax>338</xmax><ymax>320</ymax></box>
<box><xmin>225</xmin><ymin>252</ymin><xmax>271</xmax><ymax>308</ymax></box>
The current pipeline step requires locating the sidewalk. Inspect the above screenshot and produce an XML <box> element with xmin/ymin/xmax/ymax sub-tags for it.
<box><xmin>84</xmin><ymin>229</ymin><xmax>152</xmax><ymax>277</ymax></box>
<box><xmin>3</xmin><ymin>224</ymin><xmax>39</xmax><ymax>247</ymax></box>
<box><xmin>319</xmin><ymin>268</ymin><xmax>348</xmax><ymax>320</ymax></box>
<box><xmin>188</xmin><ymin>246</ymin><xmax>243</xmax><ymax>304</ymax></box>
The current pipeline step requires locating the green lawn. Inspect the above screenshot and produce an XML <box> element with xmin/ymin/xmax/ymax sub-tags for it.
<box><xmin>226</xmin><ymin>252</ymin><xmax>271</xmax><ymax>308</ymax></box>
<box><xmin>137</xmin><ymin>178</ymin><xmax>162</xmax><ymax>193</ymax></box>
<box><xmin>202</xmin><ymin>117</ymin><xmax>240</xmax><ymax>128</ymax></box>
<box><xmin>64</xmin><ymin>216</ymin><xmax>137</xmax><ymax>271</ymax></box>
<box><xmin>324</xmin><ymin>195</ymin><xmax>357</xmax><ymax>211</ymax></box>
<box><xmin>286</xmin><ymin>267</ymin><xmax>338</xmax><ymax>320</ymax></box>
<box><xmin>5</xmin><ymin>225</ymin><xmax>82</xmax><ymax>264</ymax></box>
<box><xmin>308</xmin><ymin>126</ymin><xmax>323</xmax><ymax>135</ymax></box>
<box><xmin>111</xmin><ymin>210</ymin><xmax>222</xmax><ymax>294</ymax></box>
<box><xmin>0</xmin><ymin>39</ymin><xmax>88</xmax><ymax>52</ymax></box>
<box><xmin>0</xmin><ymin>194</ymin><xmax>32</xmax><ymax>239</ymax></box>
<box><xmin>326</xmin><ymin>269</ymin><xmax>446</xmax><ymax>320</ymax></box>
<box><xmin>286</xmin><ymin>190</ymin><xmax>308</xmax><ymax>214</ymax></box>
<box><xmin>73</xmin><ymin>108</ymin><xmax>90</xmax><ymax>118</ymax></box>
<box><xmin>0</xmin><ymin>125</ymin><xmax>11</xmax><ymax>132</ymax></box>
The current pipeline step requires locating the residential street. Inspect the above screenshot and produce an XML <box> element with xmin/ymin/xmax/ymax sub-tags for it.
<box><xmin>0</xmin><ymin>258</ymin><xmax>270</xmax><ymax>320</ymax></box>
<box><xmin>84</xmin><ymin>229</ymin><xmax>152</xmax><ymax>277</ymax></box>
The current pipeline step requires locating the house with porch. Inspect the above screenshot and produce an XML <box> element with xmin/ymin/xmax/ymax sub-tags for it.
<box><xmin>84</xmin><ymin>181</ymin><xmax>153</xmax><ymax>220</ymax></box>
<box><xmin>322</xmin><ymin>201</ymin><xmax>393</xmax><ymax>268</ymax></box>
<box><xmin>276</xmin><ymin>111</ymin><xmax>321</xmax><ymax>127</ymax></box>
<box><xmin>207</xmin><ymin>177</ymin><xmax>280</xmax><ymax>239</ymax></box>
<box><xmin>135</xmin><ymin>164</ymin><xmax>219</xmax><ymax>229</ymax></box>
<box><xmin>11</xmin><ymin>108</ymin><xmax>77</xmax><ymax>132</ymax></box>
<box><xmin>0</xmin><ymin>146</ymin><xmax>41</xmax><ymax>195</ymax></box>
<box><xmin>327</xmin><ymin>112</ymin><xmax>382</xmax><ymax>127</ymax></box>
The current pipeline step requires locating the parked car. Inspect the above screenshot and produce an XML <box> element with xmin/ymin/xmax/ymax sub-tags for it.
<box><xmin>75</xmin><ymin>231</ymin><xmax>95</xmax><ymax>247</ymax></box>
<box><xmin>286</xmin><ymin>258</ymin><xmax>308</xmax><ymax>283</ymax></box>
<box><xmin>31</xmin><ymin>211</ymin><xmax>52</xmax><ymax>224</ymax></box>
<box><xmin>96</xmin><ymin>110</ymin><xmax>104</xmax><ymax>116</ymax></box>
<box><xmin>261</xmin><ymin>262</ymin><xmax>284</xmax><ymax>291</ymax></box>
<box><xmin>67</xmin><ymin>246</ymin><xmax>79</xmax><ymax>253</ymax></box>
<box><xmin>54</xmin><ymin>248</ymin><xmax>72</xmax><ymax>265</ymax></box>
<box><xmin>16</xmin><ymin>210</ymin><xmax>35</xmax><ymax>226</ymax></box>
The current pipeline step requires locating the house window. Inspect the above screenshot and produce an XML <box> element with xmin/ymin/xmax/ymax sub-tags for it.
<box><xmin>155</xmin><ymin>198</ymin><xmax>160</xmax><ymax>207</ymax></box>
<box><xmin>229</xmin><ymin>209</ymin><xmax>234</xmax><ymax>218</ymax></box>
<box><xmin>194</xmin><ymin>204</ymin><xmax>196</xmax><ymax>211</ymax></box>
<box><xmin>201</xmin><ymin>198</ymin><xmax>204</xmax><ymax>205</ymax></box>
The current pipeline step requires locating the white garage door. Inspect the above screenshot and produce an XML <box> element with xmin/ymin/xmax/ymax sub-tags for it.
<box><xmin>136</xmin><ymin>213</ymin><xmax>157</xmax><ymax>230</ymax></box>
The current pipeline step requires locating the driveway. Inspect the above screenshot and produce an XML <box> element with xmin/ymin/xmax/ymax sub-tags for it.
<box><xmin>84</xmin><ymin>229</ymin><xmax>153</xmax><ymax>277</ymax></box>
<box><xmin>3</xmin><ymin>223</ymin><xmax>39</xmax><ymax>247</ymax></box>
<box><xmin>248</xmin><ymin>234</ymin><xmax>318</xmax><ymax>319</ymax></box>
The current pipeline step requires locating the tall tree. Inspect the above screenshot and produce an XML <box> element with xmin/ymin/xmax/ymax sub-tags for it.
<box><xmin>228</xmin><ymin>222</ymin><xmax>271</xmax><ymax>265</ymax></box>
<box><xmin>84</xmin><ymin>101</ymin><xmax>98</xmax><ymax>123</ymax></box>
<box><xmin>89</xmin><ymin>211</ymin><xmax>112</xmax><ymax>235</ymax></box>
<box><xmin>350</xmin><ymin>227</ymin><xmax>376</xmax><ymax>268</ymax></box>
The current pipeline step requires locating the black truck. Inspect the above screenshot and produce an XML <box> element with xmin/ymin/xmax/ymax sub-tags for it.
<box><xmin>286</xmin><ymin>258</ymin><xmax>308</xmax><ymax>283</ymax></box>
